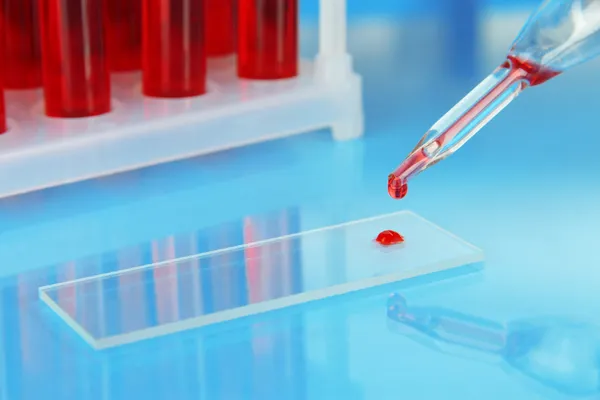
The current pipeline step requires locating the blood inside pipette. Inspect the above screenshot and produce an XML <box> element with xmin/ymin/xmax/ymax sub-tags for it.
<box><xmin>387</xmin><ymin>55</ymin><xmax>560</xmax><ymax>200</ymax></box>
<box><xmin>504</xmin><ymin>55</ymin><xmax>560</xmax><ymax>86</ymax></box>
<box><xmin>388</xmin><ymin>174</ymin><xmax>408</xmax><ymax>199</ymax></box>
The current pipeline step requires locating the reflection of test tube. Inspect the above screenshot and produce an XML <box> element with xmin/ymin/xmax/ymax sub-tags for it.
<box><xmin>206</xmin><ymin>0</ymin><xmax>235</xmax><ymax>57</ymax></box>
<box><xmin>243</xmin><ymin>217</ymin><xmax>263</xmax><ymax>303</ymax></box>
<box><xmin>142</xmin><ymin>0</ymin><xmax>206</xmax><ymax>98</ymax></box>
<box><xmin>106</xmin><ymin>0</ymin><xmax>142</xmax><ymax>71</ymax></box>
<box><xmin>238</xmin><ymin>0</ymin><xmax>298</xmax><ymax>79</ymax></box>
<box><xmin>117</xmin><ymin>247</ymin><xmax>148</xmax><ymax>332</ymax></box>
<box><xmin>0</xmin><ymin>0</ymin><xmax>42</xmax><ymax>88</ymax></box>
<box><xmin>38</xmin><ymin>0</ymin><xmax>111</xmax><ymax>117</ymax></box>
<box><xmin>151</xmin><ymin>237</ymin><xmax>180</xmax><ymax>324</ymax></box>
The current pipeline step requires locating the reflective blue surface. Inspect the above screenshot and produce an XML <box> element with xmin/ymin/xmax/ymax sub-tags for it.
<box><xmin>3</xmin><ymin>6</ymin><xmax>600</xmax><ymax>399</ymax></box>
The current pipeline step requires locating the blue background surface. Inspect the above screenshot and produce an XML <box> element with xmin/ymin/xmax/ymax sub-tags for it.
<box><xmin>3</xmin><ymin>1</ymin><xmax>600</xmax><ymax>399</ymax></box>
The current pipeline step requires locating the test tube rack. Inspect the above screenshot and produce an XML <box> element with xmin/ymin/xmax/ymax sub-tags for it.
<box><xmin>0</xmin><ymin>0</ymin><xmax>363</xmax><ymax>199</ymax></box>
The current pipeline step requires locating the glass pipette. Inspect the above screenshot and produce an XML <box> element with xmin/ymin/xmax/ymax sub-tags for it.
<box><xmin>389</xmin><ymin>0</ymin><xmax>600</xmax><ymax>199</ymax></box>
<box><xmin>387</xmin><ymin>293</ymin><xmax>600</xmax><ymax>397</ymax></box>
<box><xmin>387</xmin><ymin>293</ymin><xmax>507</xmax><ymax>355</ymax></box>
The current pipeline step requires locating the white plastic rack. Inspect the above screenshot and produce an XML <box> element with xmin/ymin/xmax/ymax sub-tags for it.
<box><xmin>0</xmin><ymin>0</ymin><xmax>363</xmax><ymax>198</ymax></box>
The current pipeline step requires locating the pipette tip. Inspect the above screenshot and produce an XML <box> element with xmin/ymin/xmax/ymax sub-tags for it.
<box><xmin>388</xmin><ymin>138</ymin><xmax>433</xmax><ymax>199</ymax></box>
<box><xmin>387</xmin><ymin>52</ymin><xmax>558</xmax><ymax>200</ymax></box>
<box><xmin>388</xmin><ymin>174</ymin><xmax>408</xmax><ymax>199</ymax></box>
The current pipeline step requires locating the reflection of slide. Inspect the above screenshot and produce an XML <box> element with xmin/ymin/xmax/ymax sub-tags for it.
<box><xmin>387</xmin><ymin>293</ymin><xmax>600</xmax><ymax>399</ymax></box>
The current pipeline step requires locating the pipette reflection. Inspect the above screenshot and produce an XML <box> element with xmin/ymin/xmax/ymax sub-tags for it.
<box><xmin>387</xmin><ymin>293</ymin><xmax>600</xmax><ymax>398</ymax></box>
<box><xmin>389</xmin><ymin>0</ymin><xmax>600</xmax><ymax>198</ymax></box>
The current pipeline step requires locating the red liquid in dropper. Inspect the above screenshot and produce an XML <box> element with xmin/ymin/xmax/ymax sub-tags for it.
<box><xmin>504</xmin><ymin>55</ymin><xmax>560</xmax><ymax>86</ymax></box>
<box><xmin>387</xmin><ymin>55</ymin><xmax>560</xmax><ymax>200</ymax></box>
<box><xmin>375</xmin><ymin>230</ymin><xmax>404</xmax><ymax>246</ymax></box>
<box><xmin>388</xmin><ymin>174</ymin><xmax>408</xmax><ymax>199</ymax></box>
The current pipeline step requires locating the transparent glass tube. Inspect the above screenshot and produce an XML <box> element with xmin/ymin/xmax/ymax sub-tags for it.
<box><xmin>389</xmin><ymin>62</ymin><xmax>529</xmax><ymax>198</ymax></box>
<box><xmin>38</xmin><ymin>0</ymin><xmax>111</xmax><ymax>118</ymax></box>
<box><xmin>106</xmin><ymin>0</ymin><xmax>142</xmax><ymax>72</ymax></box>
<box><xmin>142</xmin><ymin>0</ymin><xmax>206</xmax><ymax>98</ymax></box>
<box><xmin>206</xmin><ymin>0</ymin><xmax>235</xmax><ymax>57</ymax></box>
<box><xmin>0</xmin><ymin>70</ymin><xmax>5</xmax><ymax>134</ymax></box>
<box><xmin>237</xmin><ymin>0</ymin><xmax>298</xmax><ymax>79</ymax></box>
<box><xmin>0</xmin><ymin>14</ymin><xmax>5</xmax><ymax>133</ymax></box>
<box><xmin>389</xmin><ymin>0</ymin><xmax>600</xmax><ymax>199</ymax></box>
<box><xmin>0</xmin><ymin>0</ymin><xmax>42</xmax><ymax>89</ymax></box>
<box><xmin>0</xmin><ymin>92</ymin><xmax>5</xmax><ymax>134</ymax></box>
<box><xmin>388</xmin><ymin>294</ymin><xmax>600</xmax><ymax>397</ymax></box>
<box><xmin>387</xmin><ymin>293</ymin><xmax>506</xmax><ymax>355</ymax></box>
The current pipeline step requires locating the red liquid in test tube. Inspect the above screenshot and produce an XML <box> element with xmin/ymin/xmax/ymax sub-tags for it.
<box><xmin>142</xmin><ymin>0</ymin><xmax>206</xmax><ymax>98</ymax></box>
<box><xmin>0</xmin><ymin>88</ymin><xmax>5</xmax><ymax>134</ymax></box>
<box><xmin>238</xmin><ymin>0</ymin><xmax>298</xmax><ymax>79</ymax></box>
<box><xmin>0</xmin><ymin>0</ymin><xmax>42</xmax><ymax>89</ymax></box>
<box><xmin>38</xmin><ymin>0</ymin><xmax>111</xmax><ymax>118</ymax></box>
<box><xmin>0</xmin><ymin>15</ymin><xmax>6</xmax><ymax>134</ymax></box>
<box><xmin>206</xmin><ymin>0</ymin><xmax>235</xmax><ymax>57</ymax></box>
<box><xmin>106</xmin><ymin>0</ymin><xmax>142</xmax><ymax>71</ymax></box>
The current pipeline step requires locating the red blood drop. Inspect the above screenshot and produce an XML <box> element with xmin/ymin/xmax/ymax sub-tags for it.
<box><xmin>375</xmin><ymin>230</ymin><xmax>404</xmax><ymax>246</ymax></box>
<box><xmin>388</xmin><ymin>175</ymin><xmax>408</xmax><ymax>199</ymax></box>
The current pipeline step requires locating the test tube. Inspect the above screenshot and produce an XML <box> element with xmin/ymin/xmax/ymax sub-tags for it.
<box><xmin>205</xmin><ymin>0</ymin><xmax>235</xmax><ymax>57</ymax></box>
<box><xmin>0</xmin><ymin>16</ymin><xmax>6</xmax><ymax>134</ymax></box>
<box><xmin>0</xmin><ymin>0</ymin><xmax>42</xmax><ymax>89</ymax></box>
<box><xmin>237</xmin><ymin>0</ymin><xmax>298</xmax><ymax>79</ymax></box>
<box><xmin>0</xmin><ymin>77</ymin><xmax>5</xmax><ymax>134</ymax></box>
<box><xmin>142</xmin><ymin>0</ymin><xmax>206</xmax><ymax>98</ymax></box>
<box><xmin>0</xmin><ymin>92</ymin><xmax>5</xmax><ymax>134</ymax></box>
<box><xmin>106</xmin><ymin>0</ymin><xmax>142</xmax><ymax>71</ymax></box>
<box><xmin>38</xmin><ymin>0</ymin><xmax>111</xmax><ymax>118</ymax></box>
